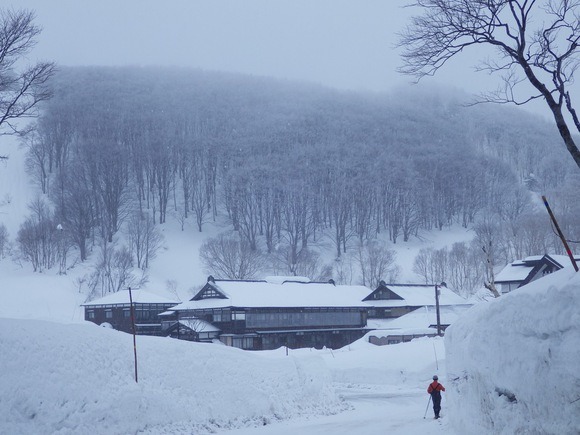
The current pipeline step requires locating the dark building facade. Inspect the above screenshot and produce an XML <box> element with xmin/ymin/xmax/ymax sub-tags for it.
<box><xmin>164</xmin><ymin>276</ymin><xmax>370</xmax><ymax>350</ymax></box>
<box><xmin>82</xmin><ymin>289</ymin><xmax>179</xmax><ymax>335</ymax></box>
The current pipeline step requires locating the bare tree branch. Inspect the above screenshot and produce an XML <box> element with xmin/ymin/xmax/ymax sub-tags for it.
<box><xmin>398</xmin><ymin>0</ymin><xmax>580</xmax><ymax>169</ymax></box>
<box><xmin>0</xmin><ymin>8</ymin><xmax>56</xmax><ymax>159</ymax></box>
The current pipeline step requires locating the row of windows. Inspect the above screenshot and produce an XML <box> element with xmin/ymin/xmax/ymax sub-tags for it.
<box><xmin>87</xmin><ymin>308</ymin><xmax>166</xmax><ymax>321</ymax></box>
<box><xmin>246</xmin><ymin>311</ymin><xmax>362</xmax><ymax>328</ymax></box>
<box><xmin>89</xmin><ymin>307</ymin><xmax>362</xmax><ymax>326</ymax></box>
<box><xmin>86</xmin><ymin>303</ymin><xmax>174</xmax><ymax>310</ymax></box>
<box><xmin>199</xmin><ymin>289</ymin><xmax>223</xmax><ymax>299</ymax></box>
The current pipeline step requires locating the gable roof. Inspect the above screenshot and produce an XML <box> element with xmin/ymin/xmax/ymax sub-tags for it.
<box><xmin>495</xmin><ymin>254</ymin><xmax>565</xmax><ymax>284</ymax></box>
<box><xmin>170</xmin><ymin>278</ymin><xmax>371</xmax><ymax>311</ymax></box>
<box><xmin>82</xmin><ymin>289</ymin><xmax>180</xmax><ymax>307</ymax></box>
<box><xmin>363</xmin><ymin>283</ymin><xmax>468</xmax><ymax>308</ymax></box>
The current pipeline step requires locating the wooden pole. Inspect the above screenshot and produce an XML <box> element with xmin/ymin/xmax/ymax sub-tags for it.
<box><xmin>542</xmin><ymin>196</ymin><xmax>578</xmax><ymax>272</ymax></box>
<box><xmin>128</xmin><ymin>286</ymin><xmax>138</xmax><ymax>383</ymax></box>
<box><xmin>435</xmin><ymin>284</ymin><xmax>441</xmax><ymax>336</ymax></box>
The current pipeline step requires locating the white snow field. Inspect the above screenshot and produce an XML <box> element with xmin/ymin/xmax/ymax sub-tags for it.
<box><xmin>0</xmin><ymin>316</ymin><xmax>449</xmax><ymax>435</ymax></box>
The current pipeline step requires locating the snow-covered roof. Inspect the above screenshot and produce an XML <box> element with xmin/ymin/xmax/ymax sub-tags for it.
<box><xmin>369</xmin><ymin>305</ymin><xmax>473</xmax><ymax>331</ymax></box>
<box><xmin>495</xmin><ymin>254</ymin><xmax>568</xmax><ymax>283</ymax></box>
<box><xmin>364</xmin><ymin>284</ymin><xmax>468</xmax><ymax>308</ymax></box>
<box><xmin>495</xmin><ymin>263</ymin><xmax>534</xmax><ymax>283</ymax></box>
<box><xmin>179</xmin><ymin>318</ymin><xmax>220</xmax><ymax>333</ymax></box>
<box><xmin>82</xmin><ymin>290</ymin><xmax>180</xmax><ymax>307</ymax></box>
<box><xmin>263</xmin><ymin>275</ymin><xmax>311</xmax><ymax>284</ymax></box>
<box><xmin>367</xmin><ymin>327</ymin><xmax>437</xmax><ymax>337</ymax></box>
<box><xmin>170</xmin><ymin>279</ymin><xmax>371</xmax><ymax>310</ymax></box>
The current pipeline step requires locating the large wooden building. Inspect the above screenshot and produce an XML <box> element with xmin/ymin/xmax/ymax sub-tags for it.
<box><xmin>162</xmin><ymin>276</ymin><xmax>371</xmax><ymax>350</ymax></box>
<box><xmin>81</xmin><ymin>289</ymin><xmax>179</xmax><ymax>335</ymax></box>
<box><xmin>80</xmin><ymin>277</ymin><xmax>471</xmax><ymax>351</ymax></box>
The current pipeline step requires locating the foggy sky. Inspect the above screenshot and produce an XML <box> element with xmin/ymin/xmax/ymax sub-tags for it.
<box><xmin>10</xmin><ymin>0</ymin><xmax>566</xmax><ymax>119</ymax></box>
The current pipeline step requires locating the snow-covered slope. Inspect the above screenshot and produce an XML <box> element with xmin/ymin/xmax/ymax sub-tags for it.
<box><xmin>445</xmin><ymin>267</ymin><xmax>580</xmax><ymax>434</ymax></box>
<box><xmin>0</xmin><ymin>318</ymin><xmax>343</xmax><ymax>435</ymax></box>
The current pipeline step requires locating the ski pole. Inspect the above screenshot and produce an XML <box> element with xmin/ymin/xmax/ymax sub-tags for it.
<box><xmin>423</xmin><ymin>395</ymin><xmax>431</xmax><ymax>419</ymax></box>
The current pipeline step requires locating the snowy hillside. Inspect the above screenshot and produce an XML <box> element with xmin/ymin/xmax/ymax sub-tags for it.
<box><xmin>0</xmin><ymin>318</ymin><xmax>343</xmax><ymax>435</ymax></box>
<box><xmin>0</xmin><ymin>314</ymin><xmax>457</xmax><ymax>435</ymax></box>
<box><xmin>446</xmin><ymin>267</ymin><xmax>580</xmax><ymax>434</ymax></box>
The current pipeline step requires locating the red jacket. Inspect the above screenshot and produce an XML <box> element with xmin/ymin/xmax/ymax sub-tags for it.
<box><xmin>428</xmin><ymin>381</ymin><xmax>445</xmax><ymax>394</ymax></box>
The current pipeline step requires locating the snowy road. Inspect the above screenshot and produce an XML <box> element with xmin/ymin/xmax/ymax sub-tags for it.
<box><xmin>223</xmin><ymin>384</ymin><xmax>453</xmax><ymax>435</ymax></box>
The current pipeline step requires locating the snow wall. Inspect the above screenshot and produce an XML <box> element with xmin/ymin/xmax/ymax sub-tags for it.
<box><xmin>445</xmin><ymin>267</ymin><xmax>580</xmax><ymax>434</ymax></box>
<box><xmin>0</xmin><ymin>318</ymin><xmax>344</xmax><ymax>435</ymax></box>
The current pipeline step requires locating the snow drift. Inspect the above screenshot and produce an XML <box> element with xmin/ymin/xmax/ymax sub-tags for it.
<box><xmin>0</xmin><ymin>319</ymin><xmax>344</xmax><ymax>435</ymax></box>
<box><xmin>445</xmin><ymin>267</ymin><xmax>580</xmax><ymax>434</ymax></box>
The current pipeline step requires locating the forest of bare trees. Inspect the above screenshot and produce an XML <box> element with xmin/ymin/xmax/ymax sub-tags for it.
<box><xmin>12</xmin><ymin>66</ymin><xmax>580</xmax><ymax>295</ymax></box>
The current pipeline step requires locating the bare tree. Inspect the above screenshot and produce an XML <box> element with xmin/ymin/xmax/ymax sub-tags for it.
<box><xmin>474</xmin><ymin>219</ymin><xmax>502</xmax><ymax>297</ymax></box>
<box><xmin>269</xmin><ymin>244</ymin><xmax>325</xmax><ymax>278</ymax></box>
<box><xmin>90</xmin><ymin>242</ymin><xmax>145</xmax><ymax>296</ymax></box>
<box><xmin>127</xmin><ymin>211</ymin><xmax>163</xmax><ymax>270</ymax></box>
<box><xmin>23</xmin><ymin>129</ymin><xmax>50</xmax><ymax>193</ymax></box>
<box><xmin>413</xmin><ymin>247</ymin><xmax>448</xmax><ymax>285</ymax></box>
<box><xmin>399</xmin><ymin>0</ymin><xmax>580</xmax><ymax>169</ymax></box>
<box><xmin>356</xmin><ymin>240</ymin><xmax>399</xmax><ymax>288</ymax></box>
<box><xmin>447</xmin><ymin>242</ymin><xmax>486</xmax><ymax>297</ymax></box>
<box><xmin>0</xmin><ymin>8</ymin><xmax>55</xmax><ymax>152</ymax></box>
<box><xmin>0</xmin><ymin>223</ymin><xmax>8</xmax><ymax>258</ymax></box>
<box><xmin>199</xmin><ymin>232</ymin><xmax>265</xmax><ymax>279</ymax></box>
<box><xmin>57</xmin><ymin>159</ymin><xmax>98</xmax><ymax>261</ymax></box>
<box><xmin>16</xmin><ymin>198</ymin><xmax>59</xmax><ymax>272</ymax></box>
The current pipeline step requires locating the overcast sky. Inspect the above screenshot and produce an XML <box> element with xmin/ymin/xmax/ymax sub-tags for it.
<box><xmin>10</xmin><ymin>0</ymin><xmax>567</xmax><ymax>120</ymax></box>
<box><xmin>14</xmin><ymin>1</ymin><xmax>494</xmax><ymax>92</ymax></box>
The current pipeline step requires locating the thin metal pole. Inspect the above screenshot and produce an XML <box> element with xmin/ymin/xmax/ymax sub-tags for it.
<box><xmin>423</xmin><ymin>395</ymin><xmax>432</xmax><ymax>419</ymax></box>
<box><xmin>128</xmin><ymin>287</ymin><xmax>138</xmax><ymax>383</ymax></box>
<box><xmin>542</xmin><ymin>195</ymin><xmax>578</xmax><ymax>272</ymax></box>
<box><xmin>435</xmin><ymin>284</ymin><xmax>441</xmax><ymax>336</ymax></box>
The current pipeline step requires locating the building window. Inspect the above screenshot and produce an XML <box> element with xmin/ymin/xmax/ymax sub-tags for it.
<box><xmin>136</xmin><ymin>310</ymin><xmax>150</xmax><ymax>320</ymax></box>
<box><xmin>232</xmin><ymin>338</ymin><xmax>243</xmax><ymax>348</ymax></box>
<box><xmin>88</xmin><ymin>311</ymin><xmax>95</xmax><ymax>319</ymax></box>
<box><xmin>201</xmin><ymin>289</ymin><xmax>222</xmax><ymax>299</ymax></box>
<box><xmin>105</xmin><ymin>310</ymin><xmax>112</xmax><ymax>319</ymax></box>
<box><xmin>232</xmin><ymin>311</ymin><xmax>246</xmax><ymax>321</ymax></box>
<box><xmin>123</xmin><ymin>309</ymin><xmax>130</xmax><ymax>318</ymax></box>
<box><xmin>243</xmin><ymin>337</ymin><xmax>254</xmax><ymax>349</ymax></box>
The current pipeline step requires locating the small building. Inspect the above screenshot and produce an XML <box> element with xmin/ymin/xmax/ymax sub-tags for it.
<box><xmin>82</xmin><ymin>289</ymin><xmax>180</xmax><ymax>335</ymax></box>
<box><xmin>495</xmin><ymin>254</ymin><xmax>577</xmax><ymax>294</ymax></box>
<box><xmin>362</xmin><ymin>281</ymin><xmax>469</xmax><ymax>320</ymax></box>
<box><xmin>165</xmin><ymin>276</ymin><xmax>371</xmax><ymax>350</ymax></box>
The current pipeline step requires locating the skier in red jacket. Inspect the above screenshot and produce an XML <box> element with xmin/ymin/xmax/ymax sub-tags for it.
<box><xmin>427</xmin><ymin>375</ymin><xmax>446</xmax><ymax>419</ymax></box>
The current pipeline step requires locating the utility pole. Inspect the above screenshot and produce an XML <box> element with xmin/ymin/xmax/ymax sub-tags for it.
<box><xmin>435</xmin><ymin>284</ymin><xmax>441</xmax><ymax>337</ymax></box>
<box><xmin>128</xmin><ymin>286</ymin><xmax>138</xmax><ymax>383</ymax></box>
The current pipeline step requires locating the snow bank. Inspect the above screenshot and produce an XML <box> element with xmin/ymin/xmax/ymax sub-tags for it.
<box><xmin>0</xmin><ymin>319</ymin><xmax>344</xmax><ymax>435</ymax></box>
<box><xmin>445</xmin><ymin>268</ymin><xmax>580</xmax><ymax>434</ymax></box>
<box><xmin>305</xmin><ymin>336</ymin><xmax>446</xmax><ymax>388</ymax></box>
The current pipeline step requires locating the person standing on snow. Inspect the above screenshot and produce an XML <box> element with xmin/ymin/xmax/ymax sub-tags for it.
<box><xmin>427</xmin><ymin>375</ymin><xmax>445</xmax><ymax>419</ymax></box>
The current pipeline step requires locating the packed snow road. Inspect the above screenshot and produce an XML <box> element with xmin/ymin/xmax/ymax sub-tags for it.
<box><xmin>223</xmin><ymin>383</ymin><xmax>453</xmax><ymax>435</ymax></box>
